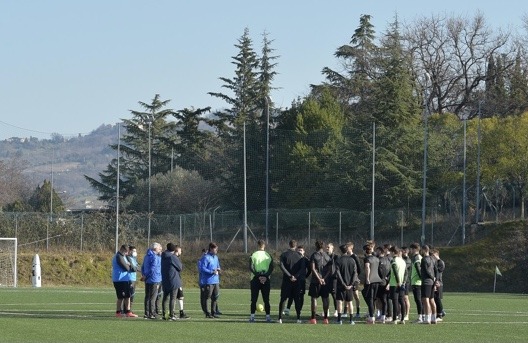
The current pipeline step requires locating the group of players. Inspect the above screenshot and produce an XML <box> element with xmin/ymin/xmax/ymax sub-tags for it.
<box><xmin>250</xmin><ymin>239</ymin><xmax>445</xmax><ymax>325</ymax></box>
<box><xmin>113</xmin><ymin>238</ymin><xmax>444</xmax><ymax>325</ymax></box>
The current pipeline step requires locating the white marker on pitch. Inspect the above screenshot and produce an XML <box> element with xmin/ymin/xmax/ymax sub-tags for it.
<box><xmin>32</xmin><ymin>254</ymin><xmax>41</xmax><ymax>288</ymax></box>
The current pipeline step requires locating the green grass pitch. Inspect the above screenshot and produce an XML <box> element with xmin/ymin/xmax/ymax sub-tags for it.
<box><xmin>0</xmin><ymin>288</ymin><xmax>527</xmax><ymax>343</ymax></box>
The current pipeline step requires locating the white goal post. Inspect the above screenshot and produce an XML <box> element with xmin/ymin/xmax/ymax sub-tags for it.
<box><xmin>0</xmin><ymin>238</ymin><xmax>17</xmax><ymax>287</ymax></box>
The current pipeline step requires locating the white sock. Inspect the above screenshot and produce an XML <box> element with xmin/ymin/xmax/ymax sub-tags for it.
<box><xmin>178</xmin><ymin>299</ymin><xmax>184</xmax><ymax>311</ymax></box>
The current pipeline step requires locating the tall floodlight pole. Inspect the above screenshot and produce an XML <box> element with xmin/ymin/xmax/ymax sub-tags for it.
<box><xmin>476</xmin><ymin>102</ymin><xmax>482</xmax><ymax>224</ymax></box>
<box><xmin>462</xmin><ymin>115</ymin><xmax>467</xmax><ymax>245</ymax></box>
<box><xmin>421</xmin><ymin>73</ymin><xmax>430</xmax><ymax>245</ymax></box>
<box><xmin>147</xmin><ymin>116</ymin><xmax>153</xmax><ymax>247</ymax></box>
<box><xmin>370</xmin><ymin>122</ymin><xmax>376</xmax><ymax>241</ymax></box>
<box><xmin>266</xmin><ymin>96</ymin><xmax>271</xmax><ymax>244</ymax></box>
<box><xmin>243</xmin><ymin>122</ymin><xmax>248</xmax><ymax>253</ymax></box>
<box><xmin>264</xmin><ymin>96</ymin><xmax>270</xmax><ymax>245</ymax></box>
<box><xmin>49</xmin><ymin>149</ymin><xmax>54</xmax><ymax>251</ymax></box>
<box><xmin>115</xmin><ymin>123</ymin><xmax>121</xmax><ymax>252</ymax></box>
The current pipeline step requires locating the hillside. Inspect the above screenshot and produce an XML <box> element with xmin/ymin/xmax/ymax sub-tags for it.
<box><xmin>13</xmin><ymin>221</ymin><xmax>528</xmax><ymax>293</ymax></box>
<box><xmin>0</xmin><ymin>124</ymin><xmax>118</xmax><ymax>209</ymax></box>
<box><xmin>441</xmin><ymin>221</ymin><xmax>528</xmax><ymax>293</ymax></box>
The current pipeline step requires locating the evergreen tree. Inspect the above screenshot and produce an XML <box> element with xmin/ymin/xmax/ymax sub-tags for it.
<box><xmin>508</xmin><ymin>51</ymin><xmax>528</xmax><ymax>115</ymax></box>
<box><xmin>208</xmin><ymin>28</ymin><xmax>278</xmax><ymax>210</ymax></box>
<box><xmin>258</xmin><ymin>31</ymin><xmax>279</xmax><ymax>101</ymax></box>
<box><xmin>208</xmin><ymin>27</ymin><xmax>261</xmax><ymax>132</ymax></box>
<box><xmin>485</xmin><ymin>54</ymin><xmax>509</xmax><ymax>116</ymax></box>
<box><xmin>320</xmin><ymin>14</ymin><xmax>378</xmax><ymax>114</ymax></box>
<box><xmin>365</xmin><ymin>18</ymin><xmax>423</xmax><ymax>207</ymax></box>
<box><xmin>85</xmin><ymin>94</ymin><xmax>177</xmax><ymax>206</ymax></box>
<box><xmin>28</xmin><ymin>179</ymin><xmax>64</xmax><ymax>213</ymax></box>
<box><xmin>172</xmin><ymin>106</ymin><xmax>219</xmax><ymax>180</ymax></box>
<box><xmin>3</xmin><ymin>199</ymin><xmax>33</xmax><ymax>212</ymax></box>
<box><xmin>274</xmin><ymin>89</ymin><xmax>345</xmax><ymax>208</ymax></box>
<box><xmin>315</xmin><ymin>16</ymin><xmax>423</xmax><ymax>210</ymax></box>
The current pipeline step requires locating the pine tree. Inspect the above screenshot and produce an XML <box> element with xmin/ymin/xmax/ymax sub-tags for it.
<box><xmin>85</xmin><ymin>94</ymin><xmax>177</xmax><ymax>206</ymax></box>
<box><xmin>28</xmin><ymin>180</ymin><xmax>64</xmax><ymax>213</ymax></box>
<box><xmin>508</xmin><ymin>51</ymin><xmax>528</xmax><ymax>115</ymax></box>
<box><xmin>485</xmin><ymin>54</ymin><xmax>508</xmax><ymax>116</ymax></box>
<box><xmin>317</xmin><ymin>16</ymin><xmax>423</xmax><ymax>210</ymax></box>
<box><xmin>172</xmin><ymin>106</ymin><xmax>218</xmax><ymax>179</ymax></box>
<box><xmin>207</xmin><ymin>28</ymin><xmax>278</xmax><ymax>210</ymax></box>
<box><xmin>367</xmin><ymin>18</ymin><xmax>422</xmax><ymax>207</ymax></box>
<box><xmin>320</xmin><ymin>14</ymin><xmax>378</xmax><ymax>114</ymax></box>
<box><xmin>208</xmin><ymin>27</ymin><xmax>261</xmax><ymax>132</ymax></box>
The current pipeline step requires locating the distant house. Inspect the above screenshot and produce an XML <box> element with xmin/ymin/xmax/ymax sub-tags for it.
<box><xmin>6</xmin><ymin>137</ymin><xmax>28</xmax><ymax>143</ymax></box>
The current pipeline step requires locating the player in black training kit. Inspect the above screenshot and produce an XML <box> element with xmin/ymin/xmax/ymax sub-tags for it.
<box><xmin>308</xmin><ymin>240</ymin><xmax>333</xmax><ymax>324</ymax></box>
<box><xmin>335</xmin><ymin>243</ymin><xmax>359</xmax><ymax>325</ymax></box>
<box><xmin>278</xmin><ymin>240</ymin><xmax>307</xmax><ymax>323</ymax></box>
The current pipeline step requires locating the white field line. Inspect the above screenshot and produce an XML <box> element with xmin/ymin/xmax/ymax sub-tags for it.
<box><xmin>0</xmin><ymin>311</ymin><xmax>528</xmax><ymax>325</ymax></box>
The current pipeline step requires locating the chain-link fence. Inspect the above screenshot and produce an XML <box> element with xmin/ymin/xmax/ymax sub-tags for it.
<box><xmin>0</xmin><ymin>206</ymin><xmax>499</xmax><ymax>254</ymax></box>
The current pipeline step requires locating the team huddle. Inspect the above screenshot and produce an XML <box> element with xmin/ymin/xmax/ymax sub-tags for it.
<box><xmin>251</xmin><ymin>239</ymin><xmax>445</xmax><ymax>325</ymax></box>
<box><xmin>112</xmin><ymin>239</ymin><xmax>445</xmax><ymax>324</ymax></box>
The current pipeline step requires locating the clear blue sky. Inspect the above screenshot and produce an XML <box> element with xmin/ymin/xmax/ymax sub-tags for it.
<box><xmin>0</xmin><ymin>0</ymin><xmax>524</xmax><ymax>140</ymax></box>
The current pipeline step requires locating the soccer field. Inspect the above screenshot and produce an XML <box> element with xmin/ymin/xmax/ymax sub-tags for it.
<box><xmin>0</xmin><ymin>288</ymin><xmax>526</xmax><ymax>343</ymax></box>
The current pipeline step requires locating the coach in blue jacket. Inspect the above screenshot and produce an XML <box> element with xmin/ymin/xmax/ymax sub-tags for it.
<box><xmin>198</xmin><ymin>242</ymin><xmax>221</xmax><ymax>318</ymax></box>
<box><xmin>141</xmin><ymin>242</ymin><xmax>162</xmax><ymax>319</ymax></box>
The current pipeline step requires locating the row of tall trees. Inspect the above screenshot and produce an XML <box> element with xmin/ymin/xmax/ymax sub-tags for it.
<box><xmin>85</xmin><ymin>13</ymin><xmax>528</xmax><ymax>220</ymax></box>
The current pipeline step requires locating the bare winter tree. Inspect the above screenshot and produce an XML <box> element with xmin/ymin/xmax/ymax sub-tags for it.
<box><xmin>404</xmin><ymin>12</ymin><xmax>513</xmax><ymax>117</ymax></box>
<box><xmin>0</xmin><ymin>158</ymin><xmax>31</xmax><ymax>209</ymax></box>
